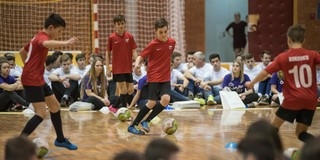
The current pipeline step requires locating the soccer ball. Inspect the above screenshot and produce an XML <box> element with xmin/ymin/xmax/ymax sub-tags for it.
<box><xmin>284</xmin><ymin>148</ymin><xmax>299</xmax><ymax>160</ymax></box>
<box><xmin>162</xmin><ymin>118</ymin><xmax>178</xmax><ymax>135</ymax></box>
<box><xmin>117</xmin><ymin>107</ymin><xmax>131</xmax><ymax>122</ymax></box>
<box><xmin>32</xmin><ymin>138</ymin><xmax>49</xmax><ymax>158</ymax></box>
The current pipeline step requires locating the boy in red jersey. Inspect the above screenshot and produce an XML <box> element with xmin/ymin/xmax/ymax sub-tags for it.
<box><xmin>247</xmin><ymin>24</ymin><xmax>320</xmax><ymax>143</ymax></box>
<box><xmin>128</xmin><ymin>18</ymin><xmax>176</xmax><ymax>135</ymax></box>
<box><xmin>19</xmin><ymin>13</ymin><xmax>78</xmax><ymax>150</ymax></box>
<box><xmin>106</xmin><ymin>15</ymin><xmax>138</xmax><ymax>113</ymax></box>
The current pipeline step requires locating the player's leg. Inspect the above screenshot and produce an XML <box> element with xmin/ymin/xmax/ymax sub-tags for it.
<box><xmin>20</xmin><ymin>85</ymin><xmax>48</xmax><ymax>137</ymax></box>
<box><xmin>271</xmin><ymin>107</ymin><xmax>290</xmax><ymax>132</ymax></box>
<box><xmin>142</xmin><ymin>82</ymin><xmax>170</xmax><ymax>132</ymax></box>
<box><xmin>295</xmin><ymin>109</ymin><xmax>315</xmax><ymax>143</ymax></box>
<box><xmin>44</xmin><ymin>84</ymin><xmax>77</xmax><ymax>150</ymax></box>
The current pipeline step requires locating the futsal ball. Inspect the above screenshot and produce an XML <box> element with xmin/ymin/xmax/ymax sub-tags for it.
<box><xmin>32</xmin><ymin>138</ymin><xmax>49</xmax><ymax>158</ymax></box>
<box><xmin>162</xmin><ymin>118</ymin><xmax>178</xmax><ymax>135</ymax></box>
<box><xmin>284</xmin><ymin>148</ymin><xmax>299</xmax><ymax>160</ymax></box>
<box><xmin>117</xmin><ymin>107</ymin><xmax>131</xmax><ymax>122</ymax></box>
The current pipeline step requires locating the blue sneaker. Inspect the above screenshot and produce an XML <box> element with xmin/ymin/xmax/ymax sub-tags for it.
<box><xmin>141</xmin><ymin>120</ymin><xmax>150</xmax><ymax>133</ymax></box>
<box><xmin>128</xmin><ymin>125</ymin><xmax>145</xmax><ymax>135</ymax></box>
<box><xmin>165</xmin><ymin>105</ymin><xmax>174</xmax><ymax>110</ymax></box>
<box><xmin>54</xmin><ymin>138</ymin><xmax>78</xmax><ymax>150</ymax></box>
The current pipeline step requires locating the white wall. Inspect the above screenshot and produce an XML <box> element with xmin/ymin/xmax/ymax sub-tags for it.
<box><xmin>205</xmin><ymin>0</ymin><xmax>248</xmax><ymax>62</ymax></box>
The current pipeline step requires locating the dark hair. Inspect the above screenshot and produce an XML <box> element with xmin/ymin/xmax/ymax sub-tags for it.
<box><xmin>238</xmin><ymin>135</ymin><xmax>280</xmax><ymax>160</ymax></box>
<box><xmin>209</xmin><ymin>53</ymin><xmax>220</xmax><ymax>61</ymax></box>
<box><xmin>171</xmin><ymin>52</ymin><xmax>182</xmax><ymax>62</ymax></box>
<box><xmin>300</xmin><ymin>136</ymin><xmax>320</xmax><ymax>160</ymax></box>
<box><xmin>246</xmin><ymin>119</ymin><xmax>283</xmax><ymax>152</ymax></box>
<box><xmin>76</xmin><ymin>53</ymin><xmax>86</xmax><ymax>61</ymax></box>
<box><xmin>4</xmin><ymin>53</ymin><xmax>14</xmax><ymax>58</ymax></box>
<box><xmin>113</xmin><ymin>150</ymin><xmax>142</xmax><ymax>160</ymax></box>
<box><xmin>60</xmin><ymin>54</ymin><xmax>71</xmax><ymax>63</ymax></box>
<box><xmin>0</xmin><ymin>58</ymin><xmax>9</xmax><ymax>69</ymax></box>
<box><xmin>144</xmin><ymin>138</ymin><xmax>180</xmax><ymax>160</ymax></box>
<box><xmin>64</xmin><ymin>52</ymin><xmax>74</xmax><ymax>61</ymax></box>
<box><xmin>52</xmin><ymin>50</ymin><xmax>63</xmax><ymax>58</ymax></box>
<box><xmin>5</xmin><ymin>135</ymin><xmax>36</xmax><ymax>160</ymax></box>
<box><xmin>261</xmin><ymin>50</ymin><xmax>270</xmax><ymax>58</ymax></box>
<box><xmin>113</xmin><ymin>15</ymin><xmax>126</xmax><ymax>24</ymax></box>
<box><xmin>5</xmin><ymin>55</ymin><xmax>15</xmax><ymax>62</ymax></box>
<box><xmin>154</xmin><ymin>18</ymin><xmax>168</xmax><ymax>30</ymax></box>
<box><xmin>44</xmin><ymin>13</ymin><xmax>66</xmax><ymax>29</ymax></box>
<box><xmin>287</xmin><ymin>24</ymin><xmax>305</xmax><ymax>43</ymax></box>
<box><xmin>46</xmin><ymin>55</ymin><xmax>58</xmax><ymax>66</ymax></box>
<box><xmin>243</xmin><ymin>54</ymin><xmax>253</xmax><ymax>60</ymax></box>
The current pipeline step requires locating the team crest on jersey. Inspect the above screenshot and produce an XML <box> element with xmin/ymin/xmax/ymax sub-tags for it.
<box><xmin>169</xmin><ymin>46</ymin><xmax>173</xmax><ymax>50</ymax></box>
<box><xmin>125</xmin><ymin>39</ymin><xmax>129</xmax><ymax>43</ymax></box>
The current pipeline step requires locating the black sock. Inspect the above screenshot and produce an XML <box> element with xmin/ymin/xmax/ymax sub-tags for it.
<box><xmin>145</xmin><ymin>102</ymin><xmax>165</xmax><ymax>122</ymax></box>
<box><xmin>20</xmin><ymin>114</ymin><xmax>43</xmax><ymax>136</ymax></box>
<box><xmin>112</xmin><ymin>96</ymin><xmax>121</xmax><ymax>108</ymax></box>
<box><xmin>50</xmin><ymin>111</ymin><xmax>65</xmax><ymax>142</ymax></box>
<box><xmin>120</xmin><ymin>94</ymin><xmax>127</xmax><ymax>108</ymax></box>
<box><xmin>126</xmin><ymin>94</ymin><xmax>133</xmax><ymax>105</ymax></box>
<box><xmin>298</xmin><ymin>132</ymin><xmax>315</xmax><ymax>143</ymax></box>
<box><xmin>131</xmin><ymin>106</ymin><xmax>150</xmax><ymax>126</ymax></box>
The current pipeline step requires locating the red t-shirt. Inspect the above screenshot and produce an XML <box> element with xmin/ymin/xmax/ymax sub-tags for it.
<box><xmin>107</xmin><ymin>31</ymin><xmax>137</xmax><ymax>74</ymax></box>
<box><xmin>265</xmin><ymin>48</ymin><xmax>320</xmax><ymax>110</ymax></box>
<box><xmin>21</xmin><ymin>31</ymin><xmax>49</xmax><ymax>86</ymax></box>
<box><xmin>140</xmin><ymin>37</ymin><xmax>176</xmax><ymax>82</ymax></box>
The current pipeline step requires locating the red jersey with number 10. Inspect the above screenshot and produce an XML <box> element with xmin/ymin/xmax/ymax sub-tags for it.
<box><xmin>140</xmin><ymin>37</ymin><xmax>176</xmax><ymax>82</ymax></box>
<box><xmin>265</xmin><ymin>48</ymin><xmax>320</xmax><ymax>110</ymax></box>
<box><xmin>21</xmin><ymin>31</ymin><xmax>49</xmax><ymax>86</ymax></box>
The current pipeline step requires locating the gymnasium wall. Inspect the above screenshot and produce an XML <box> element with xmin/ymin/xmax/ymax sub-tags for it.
<box><xmin>296</xmin><ymin>0</ymin><xmax>320</xmax><ymax>51</ymax></box>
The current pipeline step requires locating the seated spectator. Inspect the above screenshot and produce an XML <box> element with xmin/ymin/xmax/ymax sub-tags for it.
<box><xmin>300</xmin><ymin>136</ymin><xmax>320</xmax><ymax>160</ymax></box>
<box><xmin>202</xmin><ymin>53</ymin><xmax>230</xmax><ymax>105</ymax></box>
<box><xmin>182</xmin><ymin>51</ymin><xmax>195</xmax><ymax>71</ymax></box>
<box><xmin>243</xmin><ymin>54</ymin><xmax>261</xmax><ymax>92</ymax></box>
<box><xmin>144</xmin><ymin>138</ymin><xmax>180</xmax><ymax>160</ymax></box>
<box><xmin>256</xmin><ymin>50</ymin><xmax>272</xmax><ymax>105</ymax></box>
<box><xmin>113</xmin><ymin>150</ymin><xmax>142</xmax><ymax>160</ymax></box>
<box><xmin>44</xmin><ymin>55</ymin><xmax>59</xmax><ymax>88</ymax></box>
<box><xmin>172</xmin><ymin>51</ymin><xmax>187</xmax><ymax>74</ymax></box>
<box><xmin>4</xmin><ymin>54</ymin><xmax>23</xmax><ymax>79</ymax></box>
<box><xmin>269</xmin><ymin>71</ymin><xmax>284</xmax><ymax>107</ymax></box>
<box><xmin>74</xmin><ymin>53</ymin><xmax>89</xmax><ymax>84</ymax></box>
<box><xmin>80</xmin><ymin>57</ymin><xmax>110</xmax><ymax>110</ymax></box>
<box><xmin>5</xmin><ymin>135</ymin><xmax>37</xmax><ymax>160</ymax></box>
<box><xmin>221</xmin><ymin>60</ymin><xmax>259</xmax><ymax>108</ymax></box>
<box><xmin>0</xmin><ymin>60</ymin><xmax>30</xmax><ymax>111</ymax></box>
<box><xmin>49</xmin><ymin>54</ymin><xmax>81</xmax><ymax>107</ymax></box>
<box><xmin>170</xmin><ymin>62</ymin><xmax>190</xmax><ymax>102</ymax></box>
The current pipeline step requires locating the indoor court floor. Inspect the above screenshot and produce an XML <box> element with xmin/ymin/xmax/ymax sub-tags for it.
<box><xmin>1</xmin><ymin>105</ymin><xmax>320</xmax><ymax>160</ymax></box>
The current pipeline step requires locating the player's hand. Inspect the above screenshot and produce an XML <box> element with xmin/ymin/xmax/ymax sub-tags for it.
<box><xmin>67</xmin><ymin>37</ymin><xmax>79</xmax><ymax>46</ymax></box>
<box><xmin>203</xmin><ymin>85</ymin><xmax>211</xmax><ymax>91</ymax></box>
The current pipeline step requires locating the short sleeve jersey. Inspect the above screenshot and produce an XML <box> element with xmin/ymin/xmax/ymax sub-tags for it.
<box><xmin>107</xmin><ymin>31</ymin><xmax>137</xmax><ymax>74</ymax></box>
<box><xmin>140</xmin><ymin>38</ymin><xmax>176</xmax><ymax>82</ymax></box>
<box><xmin>21</xmin><ymin>31</ymin><xmax>49</xmax><ymax>86</ymax></box>
<box><xmin>265</xmin><ymin>48</ymin><xmax>320</xmax><ymax>110</ymax></box>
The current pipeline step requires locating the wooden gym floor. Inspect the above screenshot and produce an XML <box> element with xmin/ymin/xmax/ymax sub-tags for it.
<box><xmin>0</xmin><ymin>105</ymin><xmax>320</xmax><ymax>160</ymax></box>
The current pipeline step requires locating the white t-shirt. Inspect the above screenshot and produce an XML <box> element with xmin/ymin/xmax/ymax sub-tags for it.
<box><xmin>74</xmin><ymin>67</ymin><xmax>89</xmax><ymax>84</ymax></box>
<box><xmin>244</xmin><ymin>65</ymin><xmax>262</xmax><ymax>91</ymax></box>
<box><xmin>175</xmin><ymin>63</ymin><xmax>188</xmax><ymax>74</ymax></box>
<box><xmin>10</xmin><ymin>65</ymin><xmax>23</xmax><ymax>77</ymax></box>
<box><xmin>133</xmin><ymin>69</ymin><xmax>146</xmax><ymax>83</ymax></box>
<box><xmin>52</xmin><ymin>68</ymin><xmax>80</xmax><ymax>79</ymax></box>
<box><xmin>170</xmin><ymin>69</ymin><xmax>184</xmax><ymax>90</ymax></box>
<box><xmin>203</xmin><ymin>67</ymin><xmax>230</xmax><ymax>88</ymax></box>
<box><xmin>188</xmin><ymin>63</ymin><xmax>213</xmax><ymax>80</ymax></box>
<box><xmin>44</xmin><ymin>68</ymin><xmax>55</xmax><ymax>88</ymax></box>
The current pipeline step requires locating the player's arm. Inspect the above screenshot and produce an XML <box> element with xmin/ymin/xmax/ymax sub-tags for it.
<box><xmin>19</xmin><ymin>47</ymin><xmax>28</xmax><ymax>64</ymax></box>
<box><xmin>66</xmin><ymin>74</ymin><xmax>81</xmax><ymax>81</ymax></box>
<box><xmin>246</xmin><ymin>70</ymin><xmax>269</xmax><ymax>89</ymax></box>
<box><xmin>129</xmin><ymin>90</ymin><xmax>140</xmax><ymax>108</ymax></box>
<box><xmin>48</xmin><ymin>73</ymin><xmax>62</xmax><ymax>82</ymax></box>
<box><xmin>132</xmin><ymin>49</ymin><xmax>138</xmax><ymax>62</ymax></box>
<box><xmin>42</xmin><ymin>37</ymin><xmax>79</xmax><ymax>48</ymax></box>
<box><xmin>134</xmin><ymin>56</ymin><xmax>143</xmax><ymax>69</ymax></box>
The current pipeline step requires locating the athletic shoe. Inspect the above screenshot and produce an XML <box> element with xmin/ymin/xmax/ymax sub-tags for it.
<box><xmin>128</xmin><ymin>125</ymin><xmax>145</xmax><ymax>135</ymax></box>
<box><xmin>206</xmin><ymin>95</ymin><xmax>216</xmax><ymax>105</ymax></box>
<box><xmin>54</xmin><ymin>138</ymin><xmax>78</xmax><ymax>150</ymax></box>
<box><xmin>108</xmin><ymin>105</ymin><xmax>118</xmax><ymax>114</ymax></box>
<box><xmin>194</xmin><ymin>97</ymin><xmax>205</xmax><ymax>105</ymax></box>
<box><xmin>60</xmin><ymin>97</ymin><xmax>68</xmax><ymax>107</ymax></box>
<box><xmin>140</xmin><ymin>120</ymin><xmax>150</xmax><ymax>133</ymax></box>
<box><xmin>164</xmin><ymin>105</ymin><xmax>174</xmax><ymax>110</ymax></box>
<box><xmin>258</xmin><ymin>95</ymin><xmax>270</xmax><ymax>105</ymax></box>
<box><xmin>246</xmin><ymin>103</ymin><xmax>256</xmax><ymax>108</ymax></box>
